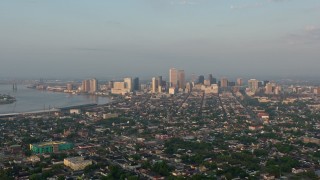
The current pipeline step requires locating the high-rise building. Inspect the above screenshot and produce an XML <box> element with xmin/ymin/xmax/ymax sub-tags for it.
<box><xmin>109</xmin><ymin>81</ymin><xmax>114</xmax><ymax>89</ymax></box>
<box><xmin>220</xmin><ymin>77</ymin><xmax>228</xmax><ymax>88</ymax></box>
<box><xmin>66</xmin><ymin>83</ymin><xmax>73</xmax><ymax>91</ymax></box>
<box><xmin>208</xmin><ymin>74</ymin><xmax>213</xmax><ymax>84</ymax></box>
<box><xmin>169</xmin><ymin>68</ymin><xmax>178</xmax><ymax>88</ymax></box>
<box><xmin>178</xmin><ymin>70</ymin><xmax>185</xmax><ymax>89</ymax></box>
<box><xmin>124</xmin><ymin>77</ymin><xmax>133</xmax><ymax>92</ymax></box>
<box><xmin>198</xmin><ymin>75</ymin><xmax>205</xmax><ymax>84</ymax></box>
<box><xmin>157</xmin><ymin>76</ymin><xmax>163</xmax><ymax>92</ymax></box>
<box><xmin>191</xmin><ymin>73</ymin><xmax>197</xmax><ymax>84</ymax></box>
<box><xmin>228</xmin><ymin>81</ymin><xmax>236</xmax><ymax>87</ymax></box>
<box><xmin>265</xmin><ymin>83</ymin><xmax>274</xmax><ymax>94</ymax></box>
<box><xmin>204</xmin><ymin>80</ymin><xmax>211</xmax><ymax>86</ymax></box>
<box><xmin>152</xmin><ymin>77</ymin><xmax>158</xmax><ymax>93</ymax></box>
<box><xmin>89</xmin><ymin>78</ymin><xmax>98</xmax><ymax>93</ymax></box>
<box><xmin>133</xmin><ymin>77</ymin><xmax>140</xmax><ymax>91</ymax></box>
<box><xmin>237</xmin><ymin>78</ymin><xmax>243</xmax><ymax>86</ymax></box>
<box><xmin>248</xmin><ymin>79</ymin><xmax>259</xmax><ymax>92</ymax></box>
<box><xmin>212</xmin><ymin>77</ymin><xmax>217</xmax><ymax>84</ymax></box>
<box><xmin>81</xmin><ymin>80</ymin><xmax>90</xmax><ymax>92</ymax></box>
<box><xmin>186</xmin><ymin>82</ymin><xmax>192</xmax><ymax>92</ymax></box>
<box><xmin>113</xmin><ymin>82</ymin><xmax>126</xmax><ymax>89</ymax></box>
<box><xmin>157</xmin><ymin>76</ymin><xmax>162</xmax><ymax>87</ymax></box>
<box><xmin>81</xmin><ymin>79</ymin><xmax>98</xmax><ymax>93</ymax></box>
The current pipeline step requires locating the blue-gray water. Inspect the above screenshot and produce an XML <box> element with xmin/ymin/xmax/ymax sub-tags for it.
<box><xmin>0</xmin><ymin>84</ymin><xmax>109</xmax><ymax>114</ymax></box>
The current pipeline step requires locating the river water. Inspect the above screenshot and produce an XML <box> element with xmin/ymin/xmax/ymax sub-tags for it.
<box><xmin>0</xmin><ymin>84</ymin><xmax>109</xmax><ymax>114</ymax></box>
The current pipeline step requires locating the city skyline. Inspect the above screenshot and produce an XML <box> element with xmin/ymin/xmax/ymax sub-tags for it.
<box><xmin>0</xmin><ymin>0</ymin><xmax>320</xmax><ymax>79</ymax></box>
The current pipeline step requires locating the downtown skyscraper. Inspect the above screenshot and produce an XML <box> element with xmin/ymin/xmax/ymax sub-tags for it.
<box><xmin>169</xmin><ymin>68</ymin><xmax>178</xmax><ymax>88</ymax></box>
<box><xmin>169</xmin><ymin>68</ymin><xmax>185</xmax><ymax>89</ymax></box>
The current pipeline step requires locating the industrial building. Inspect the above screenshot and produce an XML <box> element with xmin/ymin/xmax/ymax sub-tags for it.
<box><xmin>64</xmin><ymin>157</ymin><xmax>92</xmax><ymax>171</ymax></box>
<box><xmin>30</xmin><ymin>141</ymin><xmax>73</xmax><ymax>154</ymax></box>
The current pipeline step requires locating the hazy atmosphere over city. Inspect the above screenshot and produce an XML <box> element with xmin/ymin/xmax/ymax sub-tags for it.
<box><xmin>2</xmin><ymin>1</ymin><xmax>320</xmax><ymax>180</ymax></box>
<box><xmin>1</xmin><ymin>0</ymin><xmax>320</xmax><ymax>79</ymax></box>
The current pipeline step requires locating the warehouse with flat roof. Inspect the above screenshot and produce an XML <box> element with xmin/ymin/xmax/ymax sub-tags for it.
<box><xmin>30</xmin><ymin>141</ymin><xmax>73</xmax><ymax>154</ymax></box>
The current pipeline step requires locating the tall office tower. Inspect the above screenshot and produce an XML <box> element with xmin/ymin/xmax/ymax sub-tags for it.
<box><xmin>263</xmin><ymin>80</ymin><xmax>270</xmax><ymax>86</ymax></box>
<box><xmin>274</xmin><ymin>86</ymin><xmax>281</xmax><ymax>95</ymax></box>
<box><xmin>66</xmin><ymin>83</ymin><xmax>73</xmax><ymax>91</ymax></box>
<box><xmin>133</xmin><ymin>77</ymin><xmax>140</xmax><ymax>91</ymax></box>
<box><xmin>198</xmin><ymin>75</ymin><xmax>205</xmax><ymax>84</ymax></box>
<box><xmin>208</xmin><ymin>74</ymin><xmax>213</xmax><ymax>84</ymax></box>
<box><xmin>124</xmin><ymin>77</ymin><xmax>133</xmax><ymax>92</ymax></box>
<box><xmin>237</xmin><ymin>78</ymin><xmax>243</xmax><ymax>86</ymax></box>
<box><xmin>82</xmin><ymin>80</ymin><xmax>90</xmax><ymax>92</ymax></box>
<box><xmin>212</xmin><ymin>77</ymin><xmax>217</xmax><ymax>84</ymax></box>
<box><xmin>178</xmin><ymin>70</ymin><xmax>186</xmax><ymax>89</ymax></box>
<box><xmin>152</xmin><ymin>77</ymin><xmax>158</xmax><ymax>93</ymax></box>
<box><xmin>248</xmin><ymin>79</ymin><xmax>259</xmax><ymax>92</ymax></box>
<box><xmin>109</xmin><ymin>81</ymin><xmax>114</xmax><ymax>89</ymax></box>
<box><xmin>157</xmin><ymin>76</ymin><xmax>162</xmax><ymax>87</ymax></box>
<box><xmin>265</xmin><ymin>83</ymin><xmax>274</xmax><ymax>94</ymax></box>
<box><xmin>191</xmin><ymin>73</ymin><xmax>197</xmax><ymax>85</ymax></box>
<box><xmin>169</xmin><ymin>68</ymin><xmax>178</xmax><ymax>88</ymax></box>
<box><xmin>228</xmin><ymin>81</ymin><xmax>236</xmax><ymax>87</ymax></box>
<box><xmin>220</xmin><ymin>77</ymin><xmax>228</xmax><ymax>88</ymax></box>
<box><xmin>186</xmin><ymin>82</ymin><xmax>192</xmax><ymax>91</ymax></box>
<box><xmin>89</xmin><ymin>78</ymin><xmax>98</xmax><ymax>93</ymax></box>
<box><xmin>157</xmin><ymin>76</ymin><xmax>163</xmax><ymax>92</ymax></box>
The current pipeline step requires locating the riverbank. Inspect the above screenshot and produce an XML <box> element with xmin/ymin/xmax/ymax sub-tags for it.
<box><xmin>0</xmin><ymin>85</ymin><xmax>110</xmax><ymax>114</ymax></box>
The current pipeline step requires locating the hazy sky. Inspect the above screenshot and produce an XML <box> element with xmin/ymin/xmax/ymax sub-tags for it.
<box><xmin>0</xmin><ymin>0</ymin><xmax>319</xmax><ymax>79</ymax></box>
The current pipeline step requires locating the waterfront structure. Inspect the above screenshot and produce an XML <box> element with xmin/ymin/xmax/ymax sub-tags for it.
<box><xmin>64</xmin><ymin>157</ymin><xmax>92</xmax><ymax>171</ymax></box>
<box><xmin>124</xmin><ymin>77</ymin><xmax>133</xmax><ymax>92</ymax></box>
<box><xmin>113</xmin><ymin>82</ymin><xmax>125</xmax><ymax>89</ymax></box>
<box><xmin>30</xmin><ymin>141</ymin><xmax>73</xmax><ymax>154</ymax></box>
<box><xmin>81</xmin><ymin>80</ymin><xmax>90</xmax><ymax>92</ymax></box>
<box><xmin>89</xmin><ymin>78</ymin><xmax>98</xmax><ymax>93</ymax></box>
<box><xmin>111</xmin><ymin>78</ymin><xmax>133</xmax><ymax>95</ymax></box>
<box><xmin>81</xmin><ymin>79</ymin><xmax>98</xmax><ymax>93</ymax></box>
<box><xmin>108</xmin><ymin>81</ymin><xmax>114</xmax><ymax>89</ymax></box>
<box><xmin>0</xmin><ymin>94</ymin><xmax>16</xmax><ymax>104</ymax></box>
<box><xmin>66</xmin><ymin>83</ymin><xmax>73</xmax><ymax>91</ymax></box>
